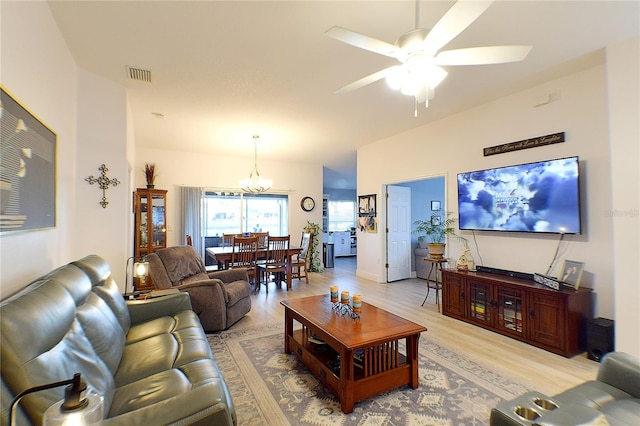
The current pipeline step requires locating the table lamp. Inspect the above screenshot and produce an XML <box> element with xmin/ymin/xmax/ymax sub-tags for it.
<box><xmin>133</xmin><ymin>260</ymin><xmax>149</xmax><ymax>288</ymax></box>
<box><xmin>9</xmin><ymin>373</ymin><xmax>103</xmax><ymax>426</ymax></box>
<box><xmin>124</xmin><ymin>256</ymin><xmax>149</xmax><ymax>298</ymax></box>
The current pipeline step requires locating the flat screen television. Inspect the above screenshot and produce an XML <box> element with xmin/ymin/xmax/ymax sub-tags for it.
<box><xmin>457</xmin><ymin>156</ymin><xmax>581</xmax><ymax>234</ymax></box>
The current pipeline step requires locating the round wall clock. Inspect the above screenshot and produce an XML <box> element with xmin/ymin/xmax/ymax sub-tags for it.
<box><xmin>301</xmin><ymin>196</ymin><xmax>315</xmax><ymax>212</ymax></box>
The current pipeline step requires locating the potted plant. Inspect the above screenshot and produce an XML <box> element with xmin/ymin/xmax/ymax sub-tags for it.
<box><xmin>304</xmin><ymin>221</ymin><xmax>324</xmax><ymax>272</ymax></box>
<box><xmin>412</xmin><ymin>211</ymin><xmax>464</xmax><ymax>259</ymax></box>
<box><xmin>144</xmin><ymin>163</ymin><xmax>156</xmax><ymax>188</ymax></box>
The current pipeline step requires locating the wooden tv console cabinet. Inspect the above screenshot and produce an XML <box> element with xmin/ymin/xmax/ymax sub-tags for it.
<box><xmin>441</xmin><ymin>269</ymin><xmax>592</xmax><ymax>357</ymax></box>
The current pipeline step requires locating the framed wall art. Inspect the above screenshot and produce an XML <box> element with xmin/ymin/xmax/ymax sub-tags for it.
<box><xmin>358</xmin><ymin>216</ymin><xmax>377</xmax><ymax>233</ymax></box>
<box><xmin>431</xmin><ymin>200</ymin><xmax>441</xmax><ymax>211</ymax></box>
<box><xmin>1</xmin><ymin>87</ymin><xmax>57</xmax><ymax>234</ymax></box>
<box><xmin>358</xmin><ymin>194</ymin><xmax>376</xmax><ymax>217</ymax></box>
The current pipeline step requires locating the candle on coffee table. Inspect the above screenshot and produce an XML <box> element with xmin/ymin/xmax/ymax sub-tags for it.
<box><xmin>353</xmin><ymin>293</ymin><xmax>362</xmax><ymax>313</ymax></box>
<box><xmin>330</xmin><ymin>285</ymin><xmax>338</xmax><ymax>302</ymax></box>
<box><xmin>341</xmin><ymin>291</ymin><xmax>349</xmax><ymax>304</ymax></box>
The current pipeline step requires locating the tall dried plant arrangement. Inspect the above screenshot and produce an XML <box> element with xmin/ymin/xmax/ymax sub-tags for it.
<box><xmin>144</xmin><ymin>163</ymin><xmax>156</xmax><ymax>188</ymax></box>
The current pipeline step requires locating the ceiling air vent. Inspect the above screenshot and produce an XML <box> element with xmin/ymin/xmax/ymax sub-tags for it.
<box><xmin>126</xmin><ymin>66</ymin><xmax>152</xmax><ymax>83</ymax></box>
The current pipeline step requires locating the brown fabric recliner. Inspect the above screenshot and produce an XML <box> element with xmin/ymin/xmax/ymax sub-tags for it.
<box><xmin>146</xmin><ymin>245</ymin><xmax>252</xmax><ymax>331</ymax></box>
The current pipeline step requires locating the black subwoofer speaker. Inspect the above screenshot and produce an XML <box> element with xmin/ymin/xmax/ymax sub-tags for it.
<box><xmin>587</xmin><ymin>317</ymin><xmax>614</xmax><ymax>362</ymax></box>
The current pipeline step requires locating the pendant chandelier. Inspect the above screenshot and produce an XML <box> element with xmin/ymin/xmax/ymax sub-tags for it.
<box><xmin>239</xmin><ymin>135</ymin><xmax>272</xmax><ymax>193</ymax></box>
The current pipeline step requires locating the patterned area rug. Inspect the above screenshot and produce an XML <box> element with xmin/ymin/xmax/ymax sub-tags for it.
<box><xmin>207</xmin><ymin>324</ymin><xmax>532</xmax><ymax>425</ymax></box>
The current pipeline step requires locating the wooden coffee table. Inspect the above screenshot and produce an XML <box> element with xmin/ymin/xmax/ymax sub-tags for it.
<box><xmin>281</xmin><ymin>295</ymin><xmax>427</xmax><ymax>413</ymax></box>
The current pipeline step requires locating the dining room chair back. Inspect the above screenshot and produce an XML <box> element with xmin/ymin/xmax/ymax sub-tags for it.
<box><xmin>251</xmin><ymin>231</ymin><xmax>269</xmax><ymax>249</ymax></box>
<box><xmin>222</xmin><ymin>233</ymin><xmax>241</xmax><ymax>247</ymax></box>
<box><xmin>257</xmin><ymin>235</ymin><xmax>290</xmax><ymax>292</ymax></box>
<box><xmin>291</xmin><ymin>232</ymin><xmax>311</xmax><ymax>283</ymax></box>
<box><xmin>186</xmin><ymin>235</ymin><xmax>193</xmax><ymax>246</ymax></box>
<box><xmin>230</xmin><ymin>236</ymin><xmax>259</xmax><ymax>289</ymax></box>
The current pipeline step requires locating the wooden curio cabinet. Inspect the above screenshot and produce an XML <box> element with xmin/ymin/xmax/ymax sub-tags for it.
<box><xmin>133</xmin><ymin>188</ymin><xmax>167</xmax><ymax>289</ymax></box>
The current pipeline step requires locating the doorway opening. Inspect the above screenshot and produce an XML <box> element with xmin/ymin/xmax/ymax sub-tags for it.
<box><xmin>385</xmin><ymin>175</ymin><xmax>446</xmax><ymax>282</ymax></box>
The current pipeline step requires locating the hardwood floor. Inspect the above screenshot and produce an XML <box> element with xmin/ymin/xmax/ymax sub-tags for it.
<box><xmin>234</xmin><ymin>256</ymin><xmax>598</xmax><ymax>396</ymax></box>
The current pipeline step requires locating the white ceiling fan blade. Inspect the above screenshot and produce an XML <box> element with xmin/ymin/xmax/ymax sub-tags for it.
<box><xmin>326</xmin><ymin>26</ymin><xmax>399</xmax><ymax>58</ymax></box>
<box><xmin>435</xmin><ymin>45</ymin><xmax>533</xmax><ymax>66</ymax></box>
<box><xmin>424</xmin><ymin>0</ymin><xmax>494</xmax><ymax>54</ymax></box>
<box><xmin>334</xmin><ymin>67</ymin><xmax>396</xmax><ymax>94</ymax></box>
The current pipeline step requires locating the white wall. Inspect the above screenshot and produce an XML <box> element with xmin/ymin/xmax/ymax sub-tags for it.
<box><xmin>0</xmin><ymin>2</ymin><xmax>130</xmax><ymax>297</ymax></box>
<box><xmin>0</xmin><ymin>1</ymin><xmax>77</xmax><ymax>298</ymax></box>
<box><xmin>606</xmin><ymin>36</ymin><xmax>640</xmax><ymax>357</ymax></box>
<box><xmin>358</xmin><ymin>65</ymin><xmax>615</xmax><ymax>319</ymax></box>
<box><xmin>72</xmin><ymin>69</ymin><xmax>129</xmax><ymax>285</ymax></box>
<box><xmin>135</xmin><ymin>147</ymin><xmax>324</xmax><ymax>249</ymax></box>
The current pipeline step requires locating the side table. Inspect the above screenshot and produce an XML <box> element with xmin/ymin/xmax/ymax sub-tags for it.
<box><xmin>422</xmin><ymin>257</ymin><xmax>448</xmax><ymax>312</ymax></box>
<box><xmin>124</xmin><ymin>288</ymin><xmax>179</xmax><ymax>300</ymax></box>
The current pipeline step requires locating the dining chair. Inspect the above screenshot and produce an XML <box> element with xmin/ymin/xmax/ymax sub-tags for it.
<box><xmin>257</xmin><ymin>235</ymin><xmax>290</xmax><ymax>293</ymax></box>
<box><xmin>291</xmin><ymin>232</ymin><xmax>311</xmax><ymax>283</ymax></box>
<box><xmin>222</xmin><ymin>233</ymin><xmax>237</xmax><ymax>247</ymax></box>
<box><xmin>185</xmin><ymin>235</ymin><xmax>193</xmax><ymax>246</ymax></box>
<box><xmin>251</xmin><ymin>231</ymin><xmax>269</xmax><ymax>249</ymax></box>
<box><xmin>230</xmin><ymin>236</ymin><xmax>259</xmax><ymax>290</ymax></box>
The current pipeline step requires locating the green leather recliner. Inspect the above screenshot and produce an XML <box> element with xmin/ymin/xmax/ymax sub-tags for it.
<box><xmin>490</xmin><ymin>352</ymin><xmax>640</xmax><ymax>425</ymax></box>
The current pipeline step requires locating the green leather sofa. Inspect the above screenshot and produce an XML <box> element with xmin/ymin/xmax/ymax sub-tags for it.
<box><xmin>490</xmin><ymin>352</ymin><xmax>640</xmax><ymax>425</ymax></box>
<box><xmin>1</xmin><ymin>255</ymin><xmax>236</xmax><ymax>425</ymax></box>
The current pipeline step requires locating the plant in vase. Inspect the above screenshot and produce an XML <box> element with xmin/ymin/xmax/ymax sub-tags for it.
<box><xmin>144</xmin><ymin>163</ymin><xmax>157</xmax><ymax>189</ymax></box>
<box><xmin>305</xmin><ymin>220</ymin><xmax>324</xmax><ymax>272</ymax></box>
<box><xmin>412</xmin><ymin>211</ymin><xmax>465</xmax><ymax>259</ymax></box>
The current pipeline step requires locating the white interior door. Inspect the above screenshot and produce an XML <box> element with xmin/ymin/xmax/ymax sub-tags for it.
<box><xmin>386</xmin><ymin>185</ymin><xmax>411</xmax><ymax>282</ymax></box>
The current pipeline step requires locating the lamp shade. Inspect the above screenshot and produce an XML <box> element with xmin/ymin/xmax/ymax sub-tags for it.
<box><xmin>133</xmin><ymin>261</ymin><xmax>149</xmax><ymax>278</ymax></box>
<box><xmin>133</xmin><ymin>260</ymin><xmax>149</xmax><ymax>287</ymax></box>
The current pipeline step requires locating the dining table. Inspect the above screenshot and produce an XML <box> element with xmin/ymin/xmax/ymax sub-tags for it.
<box><xmin>205</xmin><ymin>246</ymin><xmax>303</xmax><ymax>291</ymax></box>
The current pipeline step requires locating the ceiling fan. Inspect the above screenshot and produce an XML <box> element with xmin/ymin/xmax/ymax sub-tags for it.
<box><xmin>326</xmin><ymin>0</ymin><xmax>532</xmax><ymax>115</ymax></box>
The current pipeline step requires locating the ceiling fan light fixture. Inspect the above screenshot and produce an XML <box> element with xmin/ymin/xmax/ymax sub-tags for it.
<box><xmin>400</xmin><ymin>72</ymin><xmax>422</xmax><ymax>96</ymax></box>
<box><xmin>385</xmin><ymin>66</ymin><xmax>407</xmax><ymax>90</ymax></box>
<box><xmin>387</xmin><ymin>61</ymin><xmax>447</xmax><ymax>97</ymax></box>
<box><xmin>395</xmin><ymin>28</ymin><xmax>430</xmax><ymax>57</ymax></box>
<box><xmin>327</xmin><ymin>0</ymin><xmax>530</xmax><ymax>116</ymax></box>
<box><xmin>424</xmin><ymin>65</ymin><xmax>448</xmax><ymax>89</ymax></box>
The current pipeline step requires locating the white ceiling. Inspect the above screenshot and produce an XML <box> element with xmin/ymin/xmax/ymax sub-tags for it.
<box><xmin>48</xmin><ymin>1</ymin><xmax>639</xmax><ymax>189</ymax></box>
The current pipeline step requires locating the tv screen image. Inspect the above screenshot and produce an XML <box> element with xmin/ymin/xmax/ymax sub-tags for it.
<box><xmin>457</xmin><ymin>157</ymin><xmax>581</xmax><ymax>234</ymax></box>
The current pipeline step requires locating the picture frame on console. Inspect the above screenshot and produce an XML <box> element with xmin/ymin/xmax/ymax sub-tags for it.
<box><xmin>559</xmin><ymin>260</ymin><xmax>584</xmax><ymax>289</ymax></box>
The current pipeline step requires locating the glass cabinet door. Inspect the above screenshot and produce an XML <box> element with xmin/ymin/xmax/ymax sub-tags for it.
<box><xmin>138</xmin><ymin>195</ymin><xmax>149</xmax><ymax>254</ymax></box>
<box><xmin>468</xmin><ymin>281</ymin><xmax>491</xmax><ymax>325</ymax></box>
<box><xmin>496</xmin><ymin>287</ymin><xmax>524</xmax><ymax>335</ymax></box>
<box><xmin>134</xmin><ymin>188</ymin><xmax>167</xmax><ymax>260</ymax></box>
<box><xmin>151</xmin><ymin>195</ymin><xmax>166</xmax><ymax>248</ymax></box>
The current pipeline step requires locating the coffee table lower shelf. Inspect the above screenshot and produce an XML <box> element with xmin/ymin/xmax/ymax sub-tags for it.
<box><xmin>286</xmin><ymin>327</ymin><xmax>413</xmax><ymax>413</ymax></box>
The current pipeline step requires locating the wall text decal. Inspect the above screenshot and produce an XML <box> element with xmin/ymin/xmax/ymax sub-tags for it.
<box><xmin>483</xmin><ymin>132</ymin><xmax>565</xmax><ymax>156</ymax></box>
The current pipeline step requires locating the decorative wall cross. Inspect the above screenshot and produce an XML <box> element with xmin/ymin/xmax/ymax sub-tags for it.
<box><xmin>85</xmin><ymin>164</ymin><xmax>120</xmax><ymax>208</ymax></box>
